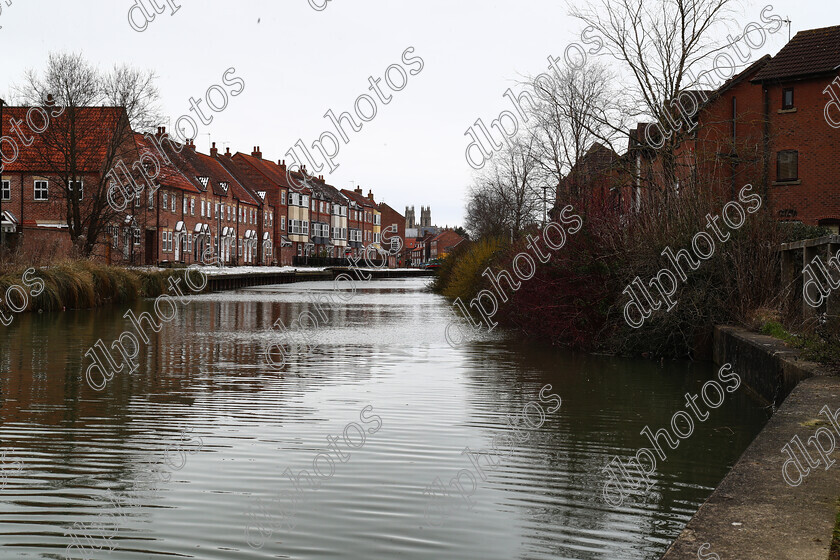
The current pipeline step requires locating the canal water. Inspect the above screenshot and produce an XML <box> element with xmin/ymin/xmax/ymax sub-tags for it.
<box><xmin>0</xmin><ymin>277</ymin><xmax>768</xmax><ymax>560</ymax></box>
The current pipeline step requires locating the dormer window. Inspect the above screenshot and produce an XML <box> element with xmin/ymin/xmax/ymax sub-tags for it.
<box><xmin>782</xmin><ymin>88</ymin><xmax>794</xmax><ymax>110</ymax></box>
<box><xmin>219</xmin><ymin>182</ymin><xmax>229</xmax><ymax>193</ymax></box>
<box><xmin>198</xmin><ymin>176</ymin><xmax>209</xmax><ymax>187</ymax></box>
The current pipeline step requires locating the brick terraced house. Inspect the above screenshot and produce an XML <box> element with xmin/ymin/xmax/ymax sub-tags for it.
<box><xmin>0</xmin><ymin>110</ymin><xmax>415</xmax><ymax>266</ymax></box>
<box><xmin>556</xmin><ymin>25</ymin><xmax>840</xmax><ymax>229</ymax></box>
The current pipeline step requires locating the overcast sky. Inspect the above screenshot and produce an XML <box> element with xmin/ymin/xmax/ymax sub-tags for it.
<box><xmin>0</xmin><ymin>0</ymin><xmax>834</xmax><ymax>226</ymax></box>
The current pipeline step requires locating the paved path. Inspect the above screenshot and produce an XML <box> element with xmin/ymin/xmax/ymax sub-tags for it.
<box><xmin>662</xmin><ymin>375</ymin><xmax>840</xmax><ymax>559</ymax></box>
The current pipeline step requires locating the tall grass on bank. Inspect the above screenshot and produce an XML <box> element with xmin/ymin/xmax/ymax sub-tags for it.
<box><xmin>0</xmin><ymin>261</ymin><xmax>205</xmax><ymax>316</ymax></box>
<box><xmin>435</xmin><ymin>189</ymin><xmax>830</xmax><ymax>359</ymax></box>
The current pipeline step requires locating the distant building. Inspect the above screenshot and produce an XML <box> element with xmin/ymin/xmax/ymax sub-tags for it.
<box><xmin>378</xmin><ymin>202</ymin><xmax>406</xmax><ymax>267</ymax></box>
<box><xmin>404</xmin><ymin>205</ymin><xmax>441</xmax><ymax>239</ymax></box>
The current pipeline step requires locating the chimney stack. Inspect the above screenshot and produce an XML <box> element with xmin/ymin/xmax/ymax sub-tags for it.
<box><xmin>278</xmin><ymin>159</ymin><xmax>286</xmax><ymax>172</ymax></box>
<box><xmin>368</xmin><ymin>189</ymin><xmax>374</xmax><ymax>201</ymax></box>
<box><xmin>210</xmin><ymin>142</ymin><xmax>218</xmax><ymax>157</ymax></box>
<box><xmin>225</xmin><ymin>146</ymin><xmax>232</xmax><ymax>158</ymax></box>
<box><xmin>355</xmin><ymin>186</ymin><xmax>362</xmax><ymax>194</ymax></box>
<box><xmin>251</xmin><ymin>146</ymin><xmax>262</xmax><ymax>159</ymax></box>
<box><xmin>186</xmin><ymin>138</ymin><xmax>196</xmax><ymax>150</ymax></box>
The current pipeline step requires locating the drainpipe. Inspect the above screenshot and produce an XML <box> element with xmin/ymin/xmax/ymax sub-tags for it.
<box><xmin>731</xmin><ymin>95</ymin><xmax>737</xmax><ymax>201</ymax></box>
<box><xmin>156</xmin><ymin>186</ymin><xmax>160</xmax><ymax>265</ymax></box>
<box><xmin>763</xmin><ymin>84</ymin><xmax>771</xmax><ymax>199</ymax></box>
<box><xmin>20</xmin><ymin>172</ymin><xmax>24</xmax><ymax>250</ymax></box>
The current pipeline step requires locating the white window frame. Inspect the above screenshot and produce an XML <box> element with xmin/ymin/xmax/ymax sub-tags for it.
<box><xmin>163</xmin><ymin>192</ymin><xmax>168</xmax><ymax>210</ymax></box>
<box><xmin>281</xmin><ymin>216</ymin><xmax>286</xmax><ymax>231</ymax></box>
<box><xmin>1</xmin><ymin>180</ymin><xmax>9</xmax><ymax>201</ymax></box>
<box><xmin>68</xmin><ymin>180</ymin><xmax>83</xmax><ymax>201</ymax></box>
<box><xmin>281</xmin><ymin>191</ymin><xmax>286</xmax><ymax>205</ymax></box>
<box><xmin>34</xmin><ymin>180</ymin><xmax>48</xmax><ymax>201</ymax></box>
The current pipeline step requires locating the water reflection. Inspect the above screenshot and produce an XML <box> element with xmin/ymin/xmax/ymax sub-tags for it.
<box><xmin>0</xmin><ymin>278</ymin><xmax>768</xmax><ymax>559</ymax></box>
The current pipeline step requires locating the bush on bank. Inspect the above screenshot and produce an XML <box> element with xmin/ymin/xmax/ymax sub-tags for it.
<box><xmin>435</xmin><ymin>190</ymin><xmax>829</xmax><ymax>359</ymax></box>
<box><xmin>0</xmin><ymin>260</ymin><xmax>203</xmax><ymax>316</ymax></box>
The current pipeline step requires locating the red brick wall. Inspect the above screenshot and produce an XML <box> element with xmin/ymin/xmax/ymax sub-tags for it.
<box><xmin>765</xmin><ymin>74</ymin><xmax>840</xmax><ymax>226</ymax></box>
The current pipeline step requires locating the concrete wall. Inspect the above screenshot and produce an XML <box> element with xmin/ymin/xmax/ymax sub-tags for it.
<box><xmin>713</xmin><ymin>324</ymin><xmax>826</xmax><ymax>407</ymax></box>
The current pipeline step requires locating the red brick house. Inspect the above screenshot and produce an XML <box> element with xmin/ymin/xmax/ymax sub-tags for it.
<box><xmin>164</xmin><ymin>138</ymin><xmax>261</xmax><ymax>266</ymax></box>
<box><xmin>132</xmin><ymin>131</ymin><xmax>204</xmax><ymax>265</ymax></box>
<box><xmin>560</xmin><ymin>25</ymin><xmax>840</xmax><ymax>230</ymax></box>
<box><xmin>1</xmin><ymin>105</ymin><xmax>139</xmax><ymax>263</ymax></box>
<box><xmin>341</xmin><ymin>187</ymin><xmax>376</xmax><ymax>250</ymax></box>
<box><xmin>749</xmin><ymin>26</ymin><xmax>840</xmax><ymax>229</ymax></box>
<box><xmin>1</xmin><ymin>108</ymin><xmax>411</xmax><ymax>268</ymax></box>
<box><xmin>429</xmin><ymin>229</ymin><xmax>465</xmax><ymax>260</ymax></box>
<box><xmin>213</xmin><ymin>146</ymin><xmax>279</xmax><ymax>265</ymax></box>
<box><xmin>231</xmin><ymin>151</ymin><xmax>295</xmax><ymax>266</ymax></box>
<box><xmin>346</xmin><ymin>196</ymin><xmax>364</xmax><ymax>257</ymax></box>
<box><xmin>377</xmin><ymin>202</ymin><xmax>405</xmax><ymax>266</ymax></box>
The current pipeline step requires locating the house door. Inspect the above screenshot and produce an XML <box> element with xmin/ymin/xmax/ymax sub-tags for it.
<box><xmin>145</xmin><ymin>230</ymin><xmax>156</xmax><ymax>265</ymax></box>
<box><xmin>174</xmin><ymin>234</ymin><xmax>180</xmax><ymax>261</ymax></box>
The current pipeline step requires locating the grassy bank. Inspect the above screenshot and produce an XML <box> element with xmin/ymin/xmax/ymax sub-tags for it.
<box><xmin>0</xmin><ymin>261</ymin><xmax>206</xmax><ymax>316</ymax></box>
<box><xmin>434</xmin><ymin>194</ymin><xmax>831</xmax><ymax>360</ymax></box>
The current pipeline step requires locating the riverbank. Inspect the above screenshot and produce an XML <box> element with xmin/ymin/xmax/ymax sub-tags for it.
<box><xmin>662</xmin><ymin>325</ymin><xmax>840</xmax><ymax>559</ymax></box>
<box><xmin>0</xmin><ymin>260</ymin><xmax>434</xmax><ymax>318</ymax></box>
<box><xmin>432</xmin><ymin>202</ymin><xmax>829</xmax><ymax>360</ymax></box>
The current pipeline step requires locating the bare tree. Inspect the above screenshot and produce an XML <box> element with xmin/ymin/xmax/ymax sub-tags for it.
<box><xmin>526</xmin><ymin>58</ymin><xmax>628</xmax><ymax>195</ymax></box>
<box><xmin>571</xmin><ymin>0</ymin><xmax>738</xmax><ymax>194</ymax></box>
<box><xmin>15</xmin><ymin>52</ymin><xmax>161</xmax><ymax>257</ymax></box>
<box><xmin>465</xmin><ymin>137</ymin><xmax>542</xmax><ymax>239</ymax></box>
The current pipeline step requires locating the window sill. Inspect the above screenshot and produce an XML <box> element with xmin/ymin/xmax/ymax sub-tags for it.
<box><xmin>778</xmin><ymin>108</ymin><xmax>798</xmax><ymax>114</ymax></box>
<box><xmin>773</xmin><ymin>179</ymin><xmax>801</xmax><ymax>186</ymax></box>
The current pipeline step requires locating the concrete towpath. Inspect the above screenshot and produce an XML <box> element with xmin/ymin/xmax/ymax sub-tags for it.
<box><xmin>662</xmin><ymin>374</ymin><xmax>840</xmax><ymax>559</ymax></box>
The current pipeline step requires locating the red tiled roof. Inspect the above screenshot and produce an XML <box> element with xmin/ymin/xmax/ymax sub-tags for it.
<box><xmin>215</xmin><ymin>155</ymin><xmax>276</xmax><ymax>205</ymax></box>
<box><xmin>234</xmin><ymin>153</ymin><xmax>308</xmax><ymax>193</ymax></box>
<box><xmin>195</xmin><ymin>151</ymin><xmax>259</xmax><ymax>206</ymax></box>
<box><xmin>168</xmin><ymin>144</ymin><xmax>258</xmax><ymax>205</ymax></box>
<box><xmin>1</xmin><ymin>106</ymin><xmax>129</xmax><ymax>173</ymax></box>
<box><xmin>341</xmin><ymin>188</ymin><xmax>375</xmax><ymax>208</ymax></box>
<box><xmin>752</xmin><ymin>26</ymin><xmax>840</xmax><ymax>81</ymax></box>
<box><xmin>133</xmin><ymin>133</ymin><xmax>200</xmax><ymax>194</ymax></box>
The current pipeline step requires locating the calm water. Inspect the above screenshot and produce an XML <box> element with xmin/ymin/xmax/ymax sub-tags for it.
<box><xmin>0</xmin><ymin>277</ymin><xmax>768</xmax><ymax>560</ymax></box>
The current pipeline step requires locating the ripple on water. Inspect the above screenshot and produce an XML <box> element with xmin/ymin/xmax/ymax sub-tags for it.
<box><xmin>0</xmin><ymin>278</ymin><xmax>768</xmax><ymax>559</ymax></box>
